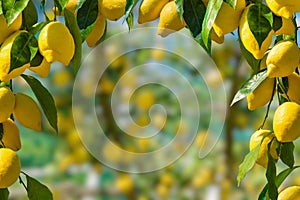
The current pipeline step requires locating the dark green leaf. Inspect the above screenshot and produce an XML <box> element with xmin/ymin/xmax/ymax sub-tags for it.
<box><xmin>26</xmin><ymin>175</ymin><xmax>53</xmax><ymax>200</ymax></box>
<box><xmin>21</xmin><ymin>75</ymin><xmax>58</xmax><ymax>133</ymax></box>
<box><xmin>0</xmin><ymin>188</ymin><xmax>9</xmax><ymax>200</ymax></box>
<box><xmin>123</xmin><ymin>0</ymin><xmax>138</xmax><ymax>21</ymax></box>
<box><xmin>22</xmin><ymin>0</ymin><xmax>37</xmax><ymax>30</ymax></box>
<box><xmin>54</xmin><ymin>0</ymin><xmax>68</xmax><ymax>13</ymax></box>
<box><xmin>64</xmin><ymin>9</ymin><xmax>82</xmax><ymax>74</ymax></box>
<box><xmin>126</xmin><ymin>11</ymin><xmax>134</xmax><ymax>31</ymax></box>
<box><xmin>175</xmin><ymin>0</ymin><xmax>184</xmax><ymax>20</ymax></box>
<box><xmin>194</xmin><ymin>33</ymin><xmax>211</xmax><ymax>54</ymax></box>
<box><xmin>280</xmin><ymin>142</ymin><xmax>294</xmax><ymax>168</ymax></box>
<box><xmin>272</xmin><ymin>14</ymin><xmax>282</xmax><ymax>32</ymax></box>
<box><xmin>247</xmin><ymin>3</ymin><xmax>273</xmax><ymax>48</ymax></box>
<box><xmin>224</xmin><ymin>0</ymin><xmax>236</xmax><ymax>9</ymax></box>
<box><xmin>10</xmin><ymin>32</ymin><xmax>38</xmax><ymax>72</ymax></box>
<box><xmin>40</xmin><ymin>0</ymin><xmax>50</xmax><ymax>21</ymax></box>
<box><xmin>266</xmin><ymin>154</ymin><xmax>278</xmax><ymax>200</ymax></box>
<box><xmin>28</xmin><ymin>22</ymin><xmax>48</xmax><ymax>35</ymax></box>
<box><xmin>30</xmin><ymin>51</ymin><xmax>43</xmax><ymax>67</ymax></box>
<box><xmin>183</xmin><ymin>0</ymin><xmax>206</xmax><ymax>38</ymax></box>
<box><xmin>77</xmin><ymin>0</ymin><xmax>98</xmax><ymax>29</ymax></box>
<box><xmin>231</xmin><ymin>70</ymin><xmax>268</xmax><ymax>106</ymax></box>
<box><xmin>237</xmin><ymin>145</ymin><xmax>260</xmax><ymax>186</ymax></box>
<box><xmin>0</xmin><ymin>123</ymin><xmax>3</xmax><ymax>140</ymax></box>
<box><xmin>201</xmin><ymin>0</ymin><xmax>223</xmax><ymax>48</ymax></box>
<box><xmin>2</xmin><ymin>0</ymin><xmax>29</xmax><ymax>26</ymax></box>
<box><xmin>238</xmin><ymin>36</ymin><xmax>260</xmax><ymax>72</ymax></box>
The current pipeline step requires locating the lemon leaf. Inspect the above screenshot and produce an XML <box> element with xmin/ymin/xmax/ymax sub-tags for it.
<box><xmin>272</xmin><ymin>14</ymin><xmax>282</xmax><ymax>32</ymax></box>
<box><xmin>224</xmin><ymin>0</ymin><xmax>236</xmax><ymax>9</ymax></box>
<box><xmin>26</xmin><ymin>174</ymin><xmax>53</xmax><ymax>200</ymax></box>
<box><xmin>201</xmin><ymin>0</ymin><xmax>223</xmax><ymax>48</ymax></box>
<box><xmin>175</xmin><ymin>0</ymin><xmax>184</xmax><ymax>20</ymax></box>
<box><xmin>28</xmin><ymin>22</ymin><xmax>48</xmax><ymax>35</ymax></box>
<box><xmin>231</xmin><ymin>70</ymin><xmax>267</xmax><ymax>106</ymax></box>
<box><xmin>64</xmin><ymin>9</ymin><xmax>82</xmax><ymax>74</ymax></box>
<box><xmin>2</xmin><ymin>0</ymin><xmax>29</xmax><ymax>26</ymax></box>
<box><xmin>30</xmin><ymin>51</ymin><xmax>43</xmax><ymax>67</ymax></box>
<box><xmin>237</xmin><ymin>144</ymin><xmax>260</xmax><ymax>186</ymax></box>
<box><xmin>280</xmin><ymin>142</ymin><xmax>295</xmax><ymax>169</ymax></box>
<box><xmin>238</xmin><ymin>36</ymin><xmax>260</xmax><ymax>72</ymax></box>
<box><xmin>21</xmin><ymin>74</ymin><xmax>58</xmax><ymax>133</ymax></box>
<box><xmin>124</xmin><ymin>0</ymin><xmax>138</xmax><ymax>23</ymax></box>
<box><xmin>0</xmin><ymin>188</ymin><xmax>9</xmax><ymax>200</ymax></box>
<box><xmin>266</xmin><ymin>154</ymin><xmax>278</xmax><ymax>200</ymax></box>
<box><xmin>21</xmin><ymin>0</ymin><xmax>37</xmax><ymax>30</ymax></box>
<box><xmin>0</xmin><ymin>1</ymin><xmax>3</xmax><ymax>15</ymax></box>
<box><xmin>54</xmin><ymin>0</ymin><xmax>68</xmax><ymax>13</ymax></box>
<box><xmin>125</xmin><ymin>11</ymin><xmax>134</xmax><ymax>31</ymax></box>
<box><xmin>10</xmin><ymin>32</ymin><xmax>38</xmax><ymax>72</ymax></box>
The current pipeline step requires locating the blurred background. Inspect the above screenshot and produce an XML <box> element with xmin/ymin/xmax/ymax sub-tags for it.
<box><xmin>9</xmin><ymin>1</ymin><xmax>300</xmax><ymax>200</ymax></box>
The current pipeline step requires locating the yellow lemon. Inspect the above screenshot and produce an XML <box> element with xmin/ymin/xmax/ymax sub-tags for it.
<box><xmin>267</xmin><ymin>40</ymin><xmax>300</xmax><ymax>78</ymax></box>
<box><xmin>0</xmin><ymin>31</ymin><xmax>30</xmax><ymax>82</ymax></box>
<box><xmin>211</xmin><ymin>28</ymin><xmax>224</xmax><ymax>44</ymax></box>
<box><xmin>156</xmin><ymin>183</ymin><xmax>169</xmax><ymax>198</ymax></box>
<box><xmin>157</xmin><ymin>1</ymin><xmax>186</xmax><ymax>37</ymax></box>
<box><xmin>0</xmin><ymin>87</ymin><xmax>15</xmax><ymax>123</ymax></box>
<box><xmin>273</xmin><ymin>102</ymin><xmax>300</xmax><ymax>142</ymax></box>
<box><xmin>160</xmin><ymin>173</ymin><xmax>174</xmax><ymax>187</ymax></box>
<box><xmin>29</xmin><ymin>58</ymin><xmax>51</xmax><ymax>78</ymax></box>
<box><xmin>52</xmin><ymin>69</ymin><xmax>72</xmax><ymax>87</ymax></box>
<box><xmin>0</xmin><ymin>14</ymin><xmax>22</xmax><ymax>44</ymax></box>
<box><xmin>115</xmin><ymin>174</ymin><xmax>133</xmax><ymax>194</ymax></box>
<box><xmin>38</xmin><ymin>21</ymin><xmax>75</xmax><ymax>66</ymax></box>
<box><xmin>2</xmin><ymin>118</ymin><xmax>21</xmax><ymax>151</ymax></box>
<box><xmin>0</xmin><ymin>148</ymin><xmax>21</xmax><ymax>188</ymax></box>
<box><xmin>99</xmin><ymin>0</ymin><xmax>126</xmax><ymax>21</ymax></box>
<box><xmin>275</xmin><ymin>18</ymin><xmax>295</xmax><ymax>35</ymax></box>
<box><xmin>86</xmin><ymin>14</ymin><xmax>106</xmax><ymax>47</ymax></box>
<box><xmin>285</xmin><ymin>72</ymin><xmax>300</xmax><ymax>104</ymax></box>
<box><xmin>99</xmin><ymin>78</ymin><xmax>114</xmax><ymax>94</ymax></box>
<box><xmin>239</xmin><ymin>4</ymin><xmax>273</xmax><ymax>59</ymax></box>
<box><xmin>249</xmin><ymin>129</ymin><xmax>278</xmax><ymax>168</ymax></box>
<box><xmin>138</xmin><ymin>0</ymin><xmax>169</xmax><ymax>24</ymax></box>
<box><xmin>213</xmin><ymin>0</ymin><xmax>246</xmax><ymax>37</ymax></box>
<box><xmin>13</xmin><ymin>93</ymin><xmax>42</xmax><ymax>131</ymax></box>
<box><xmin>266</xmin><ymin>0</ymin><xmax>300</xmax><ymax>19</ymax></box>
<box><xmin>135</xmin><ymin>89</ymin><xmax>155</xmax><ymax>110</ymax></box>
<box><xmin>278</xmin><ymin>186</ymin><xmax>300</xmax><ymax>200</ymax></box>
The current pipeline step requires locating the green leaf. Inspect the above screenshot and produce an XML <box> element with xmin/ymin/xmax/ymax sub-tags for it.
<box><xmin>0</xmin><ymin>1</ymin><xmax>3</xmax><ymax>15</ymax></box>
<box><xmin>183</xmin><ymin>0</ymin><xmax>206</xmax><ymax>38</ymax></box>
<box><xmin>54</xmin><ymin>0</ymin><xmax>68</xmax><ymax>13</ymax></box>
<box><xmin>201</xmin><ymin>0</ymin><xmax>223</xmax><ymax>48</ymax></box>
<box><xmin>126</xmin><ymin>11</ymin><xmax>134</xmax><ymax>31</ymax></box>
<box><xmin>272</xmin><ymin>14</ymin><xmax>282</xmax><ymax>32</ymax></box>
<box><xmin>231</xmin><ymin>70</ymin><xmax>268</xmax><ymax>106</ymax></box>
<box><xmin>266</xmin><ymin>154</ymin><xmax>278</xmax><ymax>200</ymax></box>
<box><xmin>238</xmin><ymin>36</ymin><xmax>260</xmax><ymax>72</ymax></box>
<box><xmin>175</xmin><ymin>0</ymin><xmax>184</xmax><ymax>20</ymax></box>
<box><xmin>224</xmin><ymin>0</ymin><xmax>236</xmax><ymax>9</ymax></box>
<box><xmin>280</xmin><ymin>142</ymin><xmax>295</xmax><ymax>168</ymax></box>
<box><xmin>21</xmin><ymin>75</ymin><xmax>58</xmax><ymax>133</ymax></box>
<box><xmin>22</xmin><ymin>0</ymin><xmax>38</xmax><ymax>30</ymax></box>
<box><xmin>26</xmin><ymin>175</ymin><xmax>53</xmax><ymax>200</ymax></box>
<box><xmin>194</xmin><ymin>33</ymin><xmax>211</xmax><ymax>54</ymax></box>
<box><xmin>2</xmin><ymin>0</ymin><xmax>29</xmax><ymax>26</ymax></box>
<box><xmin>237</xmin><ymin>145</ymin><xmax>260</xmax><ymax>186</ymax></box>
<box><xmin>123</xmin><ymin>0</ymin><xmax>138</xmax><ymax>22</ymax></box>
<box><xmin>28</xmin><ymin>22</ymin><xmax>48</xmax><ymax>35</ymax></box>
<box><xmin>247</xmin><ymin>3</ymin><xmax>273</xmax><ymax>48</ymax></box>
<box><xmin>64</xmin><ymin>9</ymin><xmax>82</xmax><ymax>74</ymax></box>
<box><xmin>10</xmin><ymin>32</ymin><xmax>38</xmax><ymax>72</ymax></box>
<box><xmin>0</xmin><ymin>188</ymin><xmax>9</xmax><ymax>200</ymax></box>
<box><xmin>30</xmin><ymin>51</ymin><xmax>43</xmax><ymax>67</ymax></box>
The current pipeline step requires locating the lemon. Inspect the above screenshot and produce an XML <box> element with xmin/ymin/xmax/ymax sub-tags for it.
<box><xmin>266</xmin><ymin>0</ymin><xmax>300</xmax><ymax>19</ymax></box>
<box><xmin>285</xmin><ymin>72</ymin><xmax>300</xmax><ymax>104</ymax></box>
<box><xmin>2</xmin><ymin>118</ymin><xmax>21</xmax><ymax>151</ymax></box>
<box><xmin>13</xmin><ymin>93</ymin><xmax>42</xmax><ymax>131</ymax></box>
<box><xmin>0</xmin><ymin>87</ymin><xmax>15</xmax><ymax>123</ymax></box>
<box><xmin>157</xmin><ymin>1</ymin><xmax>186</xmax><ymax>37</ymax></box>
<box><xmin>275</xmin><ymin>18</ymin><xmax>295</xmax><ymax>35</ymax></box>
<box><xmin>99</xmin><ymin>78</ymin><xmax>114</xmax><ymax>94</ymax></box>
<box><xmin>239</xmin><ymin>4</ymin><xmax>274</xmax><ymax>59</ymax></box>
<box><xmin>213</xmin><ymin>0</ymin><xmax>246</xmax><ymax>38</ymax></box>
<box><xmin>115</xmin><ymin>174</ymin><xmax>133</xmax><ymax>194</ymax></box>
<box><xmin>151</xmin><ymin>49</ymin><xmax>166</xmax><ymax>60</ymax></box>
<box><xmin>56</xmin><ymin>0</ymin><xmax>78</xmax><ymax>15</ymax></box>
<box><xmin>135</xmin><ymin>90</ymin><xmax>155</xmax><ymax>110</ymax></box>
<box><xmin>38</xmin><ymin>21</ymin><xmax>75</xmax><ymax>66</ymax></box>
<box><xmin>0</xmin><ymin>148</ymin><xmax>21</xmax><ymax>188</ymax></box>
<box><xmin>267</xmin><ymin>40</ymin><xmax>300</xmax><ymax>78</ymax></box>
<box><xmin>29</xmin><ymin>59</ymin><xmax>51</xmax><ymax>78</ymax></box>
<box><xmin>249</xmin><ymin>129</ymin><xmax>278</xmax><ymax>168</ymax></box>
<box><xmin>138</xmin><ymin>0</ymin><xmax>169</xmax><ymax>24</ymax></box>
<box><xmin>99</xmin><ymin>0</ymin><xmax>126</xmax><ymax>21</ymax></box>
<box><xmin>273</xmin><ymin>102</ymin><xmax>300</xmax><ymax>142</ymax></box>
<box><xmin>160</xmin><ymin>173</ymin><xmax>173</xmax><ymax>187</ymax></box>
<box><xmin>0</xmin><ymin>14</ymin><xmax>22</xmax><ymax>44</ymax></box>
<box><xmin>52</xmin><ymin>69</ymin><xmax>72</xmax><ymax>87</ymax></box>
<box><xmin>86</xmin><ymin>14</ymin><xmax>106</xmax><ymax>47</ymax></box>
<box><xmin>211</xmin><ymin>27</ymin><xmax>224</xmax><ymax>44</ymax></box>
<box><xmin>0</xmin><ymin>31</ymin><xmax>30</xmax><ymax>82</ymax></box>
<box><xmin>156</xmin><ymin>183</ymin><xmax>169</xmax><ymax>198</ymax></box>
<box><xmin>278</xmin><ymin>186</ymin><xmax>300</xmax><ymax>200</ymax></box>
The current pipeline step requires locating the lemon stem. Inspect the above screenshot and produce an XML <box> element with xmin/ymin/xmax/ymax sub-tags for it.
<box><xmin>260</xmin><ymin>78</ymin><xmax>276</xmax><ymax>129</ymax></box>
<box><xmin>19</xmin><ymin>175</ymin><xmax>27</xmax><ymax>191</ymax></box>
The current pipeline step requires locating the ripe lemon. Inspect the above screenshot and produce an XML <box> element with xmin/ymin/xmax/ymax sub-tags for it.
<box><xmin>29</xmin><ymin>59</ymin><xmax>51</xmax><ymax>78</ymax></box>
<box><xmin>0</xmin><ymin>148</ymin><xmax>21</xmax><ymax>188</ymax></box>
<box><xmin>56</xmin><ymin>0</ymin><xmax>78</xmax><ymax>15</ymax></box>
<box><xmin>2</xmin><ymin>118</ymin><xmax>21</xmax><ymax>151</ymax></box>
<box><xmin>278</xmin><ymin>186</ymin><xmax>300</xmax><ymax>200</ymax></box>
<box><xmin>115</xmin><ymin>174</ymin><xmax>133</xmax><ymax>194</ymax></box>
<box><xmin>99</xmin><ymin>78</ymin><xmax>114</xmax><ymax>94</ymax></box>
<box><xmin>266</xmin><ymin>0</ymin><xmax>300</xmax><ymax>19</ymax></box>
<box><xmin>0</xmin><ymin>31</ymin><xmax>30</xmax><ymax>82</ymax></box>
<box><xmin>285</xmin><ymin>72</ymin><xmax>300</xmax><ymax>104</ymax></box>
<box><xmin>38</xmin><ymin>21</ymin><xmax>75</xmax><ymax>66</ymax></box>
<box><xmin>273</xmin><ymin>102</ymin><xmax>300</xmax><ymax>142</ymax></box>
<box><xmin>138</xmin><ymin>0</ymin><xmax>169</xmax><ymax>24</ymax></box>
<box><xmin>135</xmin><ymin>90</ymin><xmax>155</xmax><ymax>110</ymax></box>
<box><xmin>211</xmin><ymin>27</ymin><xmax>224</xmax><ymax>44</ymax></box>
<box><xmin>157</xmin><ymin>1</ymin><xmax>186</xmax><ymax>37</ymax></box>
<box><xmin>239</xmin><ymin>4</ymin><xmax>273</xmax><ymax>59</ymax></box>
<box><xmin>13</xmin><ymin>93</ymin><xmax>42</xmax><ymax>131</ymax></box>
<box><xmin>156</xmin><ymin>184</ymin><xmax>169</xmax><ymax>197</ymax></box>
<box><xmin>0</xmin><ymin>14</ymin><xmax>22</xmax><ymax>44</ymax></box>
<box><xmin>0</xmin><ymin>87</ymin><xmax>15</xmax><ymax>123</ymax></box>
<box><xmin>99</xmin><ymin>0</ymin><xmax>126</xmax><ymax>21</ymax></box>
<box><xmin>86</xmin><ymin>14</ymin><xmax>106</xmax><ymax>47</ymax></box>
<box><xmin>266</xmin><ymin>40</ymin><xmax>300</xmax><ymax>78</ymax></box>
<box><xmin>275</xmin><ymin>18</ymin><xmax>295</xmax><ymax>35</ymax></box>
<box><xmin>213</xmin><ymin>0</ymin><xmax>246</xmax><ymax>38</ymax></box>
<box><xmin>249</xmin><ymin>129</ymin><xmax>278</xmax><ymax>168</ymax></box>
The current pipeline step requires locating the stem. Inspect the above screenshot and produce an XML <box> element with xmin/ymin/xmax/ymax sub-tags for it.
<box><xmin>19</xmin><ymin>176</ymin><xmax>27</xmax><ymax>191</ymax></box>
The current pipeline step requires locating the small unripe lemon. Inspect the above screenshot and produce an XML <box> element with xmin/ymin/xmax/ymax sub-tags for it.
<box><xmin>0</xmin><ymin>87</ymin><xmax>15</xmax><ymax>123</ymax></box>
<box><xmin>2</xmin><ymin>118</ymin><xmax>21</xmax><ymax>151</ymax></box>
